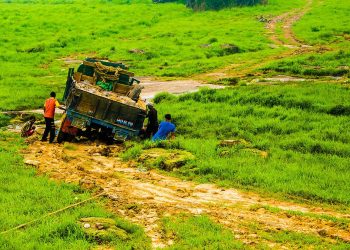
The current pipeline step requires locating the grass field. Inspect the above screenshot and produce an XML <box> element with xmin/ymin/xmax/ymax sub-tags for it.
<box><xmin>1</xmin><ymin>0</ymin><xmax>350</xmax><ymax>248</ymax></box>
<box><xmin>0</xmin><ymin>0</ymin><xmax>304</xmax><ymax>111</ymax></box>
<box><xmin>264</xmin><ymin>0</ymin><xmax>350</xmax><ymax>77</ymax></box>
<box><xmin>150</xmin><ymin>82</ymin><xmax>350</xmax><ymax>205</ymax></box>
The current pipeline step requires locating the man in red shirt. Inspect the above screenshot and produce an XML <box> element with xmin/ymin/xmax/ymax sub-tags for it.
<box><xmin>41</xmin><ymin>92</ymin><xmax>60</xmax><ymax>143</ymax></box>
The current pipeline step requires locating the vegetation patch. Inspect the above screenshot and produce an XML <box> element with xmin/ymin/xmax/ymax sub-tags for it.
<box><xmin>79</xmin><ymin>217</ymin><xmax>129</xmax><ymax>243</ymax></box>
<box><xmin>139</xmin><ymin>148</ymin><xmax>195</xmax><ymax>171</ymax></box>
<box><xmin>263</xmin><ymin>50</ymin><xmax>350</xmax><ymax>77</ymax></box>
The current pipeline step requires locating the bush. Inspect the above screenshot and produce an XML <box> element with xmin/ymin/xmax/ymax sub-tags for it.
<box><xmin>0</xmin><ymin>115</ymin><xmax>11</xmax><ymax>128</ymax></box>
<box><xmin>328</xmin><ymin>105</ymin><xmax>350</xmax><ymax>116</ymax></box>
<box><xmin>153</xmin><ymin>92</ymin><xmax>177</xmax><ymax>104</ymax></box>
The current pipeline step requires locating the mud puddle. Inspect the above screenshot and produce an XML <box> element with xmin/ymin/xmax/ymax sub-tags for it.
<box><xmin>22</xmin><ymin>139</ymin><xmax>350</xmax><ymax>248</ymax></box>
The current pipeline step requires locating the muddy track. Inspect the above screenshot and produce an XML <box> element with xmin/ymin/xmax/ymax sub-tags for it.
<box><xmin>23</xmin><ymin>141</ymin><xmax>350</xmax><ymax>248</ymax></box>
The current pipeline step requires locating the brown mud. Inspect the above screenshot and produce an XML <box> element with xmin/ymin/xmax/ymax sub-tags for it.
<box><xmin>22</xmin><ymin>139</ymin><xmax>350</xmax><ymax>248</ymax></box>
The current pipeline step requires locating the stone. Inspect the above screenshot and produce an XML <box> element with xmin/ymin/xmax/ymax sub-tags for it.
<box><xmin>138</xmin><ymin>148</ymin><xmax>195</xmax><ymax>171</ymax></box>
<box><xmin>83</xmin><ymin>223</ymin><xmax>91</xmax><ymax>229</ymax></box>
<box><xmin>24</xmin><ymin>159</ymin><xmax>40</xmax><ymax>167</ymax></box>
<box><xmin>79</xmin><ymin>177</ymin><xmax>96</xmax><ymax>189</ymax></box>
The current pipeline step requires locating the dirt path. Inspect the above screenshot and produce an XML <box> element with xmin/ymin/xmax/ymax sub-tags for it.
<box><xmin>197</xmin><ymin>0</ymin><xmax>318</xmax><ymax>82</ymax></box>
<box><xmin>139</xmin><ymin>78</ymin><xmax>223</xmax><ymax>99</ymax></box>
<box><xmin>23</xmin><ymin>141</ymin><xmax>350</xmax><ymax>248</ymax></box>
<box><xmin>266</xmin><ymin>0</ymin><xmax>313</xmax><ymax>47</ymax></box>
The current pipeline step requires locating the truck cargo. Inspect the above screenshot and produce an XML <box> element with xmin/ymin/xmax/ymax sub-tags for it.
<box><xmin>57</xmin><ymin>58</ymin><xmax>147</xmax><ymax>142</ymax></box>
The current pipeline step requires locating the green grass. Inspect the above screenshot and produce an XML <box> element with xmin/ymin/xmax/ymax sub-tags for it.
<box><xmin>153</xmin><ymin>83</ymin><xmax>350</xmax><ymax>205</ymax></box>
<box><xmin>0</xmin><ymin>131</ymin><xmax>150</xmax><ymax>249</ymax></box>
<box><xmin>263</xmin><ymin>50</ymin><xmax>350</xmax><ymax>77</ymax></box>
<box><xmin>162</xmin><ymin>214</ymin><xmax>244</xmax><ymax>249</ymax></box>
<box><xmin>264</xmin><ymin>0</ymin><xmax>350</xmax><ymax>77</ymax></box>
<box><xmin>0</xmin><ymin>0</ymin><xmax>304</xmax><ymax>111</ymax></box>
<box><xmin>294</xmin><ymin>0</ymin><xmax>350</xmax><ymax>45</ymax></box>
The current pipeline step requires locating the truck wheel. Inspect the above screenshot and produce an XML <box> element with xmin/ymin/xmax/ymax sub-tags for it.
<box><xmin>57</xmin><ymin>130</ymin><xmax>66</xmax><ymax>143</ymax></box>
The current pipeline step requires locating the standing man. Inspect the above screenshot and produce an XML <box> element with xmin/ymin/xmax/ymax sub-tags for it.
<box><xmin>145</xmin><ymin>103</ymin><xmax>159</xmax><ymax>139</ymax></box>
<box><xmin>41</xmin><ymin>91</ymin><xmax>60</xmax><ymax>143</ymax></box>
<box><xmin>152</xmin><ymin>114</ymin><xmax>176</xmax><ymax>141</ymax></box>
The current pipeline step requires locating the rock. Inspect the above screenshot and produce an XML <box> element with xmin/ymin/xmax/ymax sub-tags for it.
<box><xmin>318</xmin><ymin>229</ymin><xmax>328</xmax><ymax>237</ymax></box>
<box><xmin>83</xmin><ymin>223</ymin><xmax>91</xmax><ymax>229</ymax></box>
<box><xmin>95</xmin><ymin>222</ymin><xmax>104</xmax><ymax>230</ymax></box>
<box><xmin>24</xmin><ymin>159</ymin><xmax>40</xmax><ymax>167</ymax></box>
<box><xmin>220</xmin><ymin>44</ymin><xmax>240</xmax><ymax>54</ymax></box>
<box><xmin>200</xmin><ymin>44</ymin><xmax>211</xmax><ymax>48</ymax></box>
<box><xmin>129</xmin><ymin>49</ymin><xmax>145</xmax><ymax>54</ymax></box>
<box><xmin>79</xmin><ymin>177</ymin><xmax>96</xmax><ymax>189</ymax></box>
<box><xmin>218</xmin><ymin>139</ymin><xmax>248</xmax><ymax>147</ymax></box>
<box><xmin>138</xmin><ymin>148</ymin><xmax>195</xmax><ymax>171</ymax></box>
<box><xmin>106</xmin><ymin>193</ymin><xmax>119</xmax><ymax>201</ymax></box>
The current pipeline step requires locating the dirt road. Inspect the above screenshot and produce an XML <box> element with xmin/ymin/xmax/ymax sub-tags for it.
<box><xmin>23</xmin><ymin>141</ymin><xmax>350</xmax><ymax>248</ymax></box>
<box><xmin>266</xmin><ymin>0</ymin><xmax>313</xmax><ymax>48</ymax></box>
<box><xmin>198</xmin><ymin>0</ymin><xmax>320</xmax><ymax>82</ymax></box>
<box><xmin>139</xmin><ymin>78</ymin><xmax>223</xmax><ymax>100</ymax></box>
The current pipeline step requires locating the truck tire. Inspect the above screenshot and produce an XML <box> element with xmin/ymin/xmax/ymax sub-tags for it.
<box><xmin>57</xmin><ymin>130</ymin><xmax>66</xmax><ymax>143</ymax></box>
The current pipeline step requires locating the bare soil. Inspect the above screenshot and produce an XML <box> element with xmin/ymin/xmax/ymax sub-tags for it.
<box><xmin>22</xmin><ymin>139</ymin><xmax>350</xmax><ymax>248</ymax></box>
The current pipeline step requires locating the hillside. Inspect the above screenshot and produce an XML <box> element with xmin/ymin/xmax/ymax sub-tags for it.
<box><xmin>0</xmin><ymin>0</ymin><xmax>349</xmax><ymax>249</ymax></box>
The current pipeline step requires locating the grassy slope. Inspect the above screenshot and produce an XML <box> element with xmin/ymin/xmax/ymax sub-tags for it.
<box><xmin>154</xmin><ymin>83</ymin><xmax>350</xmax><ymax>205</ymax></box>
<box><xmin>264</xmin><ymin>0</ymin><xmax>350</xmax><ymax>77</ymax></box>
<box><xmin>0</xmin><ymin>0</ymin><xmax>303</xmax><ymax>111</ymax></box>
<box><xmin>0</xmin><ymin>131</ymin><xmax>150</xmax><ymax>249</ymax></box>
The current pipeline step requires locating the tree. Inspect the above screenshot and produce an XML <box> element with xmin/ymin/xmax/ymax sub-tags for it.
<box><xmin>186</xmin><ymin>0</ymin><xmax>267</xmax><ymax>10</ymax></box>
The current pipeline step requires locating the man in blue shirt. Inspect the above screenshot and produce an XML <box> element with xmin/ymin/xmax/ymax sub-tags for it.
<box><xmin>152</xmin><ymin>114</ymin><xmax>176</xmax><ymax>141</ymax></box>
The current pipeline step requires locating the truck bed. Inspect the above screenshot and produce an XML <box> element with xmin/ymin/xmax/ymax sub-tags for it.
<box><xmin>75</xmin><ymin>81</ymin><xmax>146</xmax><ymax>111</ymax></box>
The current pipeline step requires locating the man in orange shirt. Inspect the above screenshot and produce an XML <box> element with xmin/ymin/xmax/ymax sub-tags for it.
<box><xmin>41</xmin><ymin>92</ymin><xmax>60</xmax><ymax>143</ymax></box>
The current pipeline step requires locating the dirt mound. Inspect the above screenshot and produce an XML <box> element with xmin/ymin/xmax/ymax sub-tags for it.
<box><xmin>22</xmin><ymin>140</ymin><xmax>350</xmax><ymax>248</ymax></box>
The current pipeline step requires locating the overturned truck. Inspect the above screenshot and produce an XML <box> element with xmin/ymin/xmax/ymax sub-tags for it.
<box><xmin>58</xmin><ymin>58</ymin><xmax>147</xmax><ymax>143</ymax></box>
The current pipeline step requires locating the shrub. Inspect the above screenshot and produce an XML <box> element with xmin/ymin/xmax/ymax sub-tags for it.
<box><xmin>328</xmin><ymin>105</ymin><xmax>350</xmax><ymax>116</ymax></box>
<box><xmin>153</xmin><ymin>92</ymin><xmax>177</xmax><ymax>104</ymax></box>
<box><xmin>186</xmin><ymin>0</ymin><xmax>267</xmax><ymax>10</ymax></box>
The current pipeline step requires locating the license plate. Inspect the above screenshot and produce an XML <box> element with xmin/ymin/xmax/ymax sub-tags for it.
<box><xmin>71</xmin><ymin>118</ymin><xmax>87</xmax><ymax>129</ymax></box>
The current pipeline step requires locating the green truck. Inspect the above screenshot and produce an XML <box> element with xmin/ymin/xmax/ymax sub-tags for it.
<box><xmin>58</xmin><ymin>58</ymin><xmax>147</xmax><ymax>142</ymax></box>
